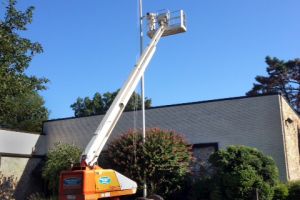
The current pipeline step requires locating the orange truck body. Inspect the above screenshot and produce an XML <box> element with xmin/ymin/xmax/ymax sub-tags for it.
<box><xmin>59</xmin><ymin>166</ymin><xmax>136</xmax><ymax>200</ymax></box>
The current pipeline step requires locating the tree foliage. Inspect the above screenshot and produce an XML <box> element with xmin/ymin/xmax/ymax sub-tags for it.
<box><xmin>42</xmin><ymin>143</ymin><xmax>82</xmax><ymax>195</ymax></box>
<box><xmin>273</xmin><ymin>183</ymin><xmax>289</xmax><ymax>200</ymax></box>
<box><xmin>207</xmin><ymin>145</ymin><xmax>280</xmax><ymax>200</ymax></box>
<box><xmin>0</xmin><ymin>0</ymin><xmax>49</xmax><ymax>132</ymax></box>
<box><xmin>247</xmin><ymin>56</ymin><xmax>300</xmax><ymax>113</ymax></box>
<box><xmin>2</xmin><ymin>91</ymin><xmax>48</xmax><ymax>132</ymax></box>
<box><xmin>287</xmin><ymin>181</ymin><xmax>300</xmax><ymax>200</ymax></box>
<box><xmin>70</xmin><ymin>90</ymin><xmax>151</xmax><ymax>117</ymax></box>
<box><xmin>104</xmin><ymin>128</ymin><xmax>192</xmax><ymax>198</ymax></box>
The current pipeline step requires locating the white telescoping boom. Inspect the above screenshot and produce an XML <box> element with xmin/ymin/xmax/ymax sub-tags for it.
<box><xmin>81</xmin><ymin>25</ymin><xmax>165</xmax><ymax>167</ymax></box>
<box><xmin>59</xmin><ymin>10</ymin><xmax>186</xmax><ymax>200</ymax></box>
<box><xmin>81</xmin><ymin>10</ymin><xmax>187</xmax><ymax>167</ymax></box>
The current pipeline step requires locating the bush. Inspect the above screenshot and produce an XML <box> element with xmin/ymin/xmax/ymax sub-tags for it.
<box><xmin>188</xmin><ymin>178</ymin><xmax>214</xmax><ymax>200</ymax></box>
<box><xmin>206</xmin><ymin>145</ymin><xmax>280</xmax><ymax>200</ymax></box>
<box><xmin>105</xmin><ymin>128</ymin><xmax>193</xmax><ymax>199</ymax></box>
<box><xmin>287</xmin><ymin>180</ymin><xmax>300</xmax><ymax>200</ymax></box>
<box><xmin>0</xmin><ymin>172</ymin><xmax>17</xmax><ymax>200</ymax></box>
<box><xmin>273</xmin><ymin>183</ymin><xmax>289</xmax><ymax>200</ymax></box>
<box><xmin>27</xmin><ymin>193</ymin><xmax>57</xmax><ymax>200</ymax></box>
<box><xmin>42</xmin><ymin>143</ymin><xmax>82</xmax><ymax>195</ymax></box>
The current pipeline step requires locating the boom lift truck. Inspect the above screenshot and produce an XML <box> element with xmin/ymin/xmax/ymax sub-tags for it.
<box><xmin>59</xmin><ymin>10</ymin><xmax>186</xmax><ymax>200</ymax></box>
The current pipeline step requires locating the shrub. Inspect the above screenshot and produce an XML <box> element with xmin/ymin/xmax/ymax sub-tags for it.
<box><xmin>207</xmin><ymin>145</ymin><xmax>280</xmax><ymax>200</ymax></box>
<box><xmin>105</xmin><ymin>128</ymin><xmax>193</xmax><ymax>199</ymax></box>
<box><xmin>27</xmin><ymin>193</ymin><xmax>57</xmax><ymax>200</ymax></box>
<box><xmin>188</xmin><ymin>178</ymin><xmax>214</xmax><ymax>200</ymax></box>
<box><xmin>287</xmin><ymin>180</ymin><xmax>300</xmax><ymax>200</ymax></box>
<box><xmin>273</xmin><ymin>183</ymin><xmax>289</xmax><ymax>200</ymax></box>
<box><xmin>0</xmin><ymin>172</ymin><xmax>17</xmax><ymax>200</ymax></box>
<box><xmin>42</xmin><ymin>143</ymin><xmax>82</xmax><ymax>195</ymax></box>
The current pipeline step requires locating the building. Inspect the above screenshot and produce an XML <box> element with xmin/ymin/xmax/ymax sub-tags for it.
<box><xmin>0</xmin><ymin>129</ymin><xmax>45</xmax><ymax>199</ymax></box>
<box><xmin>1</xmin><ymin>93</ymin><xmax>299</xmax><ymax>199</ymax></box>
<box><xmin>43</xmin><ymin>94</ymin><xmax>300</xmax><ymax>182</ymax></box>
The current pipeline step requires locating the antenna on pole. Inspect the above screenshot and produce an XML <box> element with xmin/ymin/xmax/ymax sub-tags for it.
<box><xmin>138</xmin><ymin>3</ymin><xmax>187</xmax><ymax>198</ymax></box>
<box><xmin>138</xmin><ymin>0</ymin><xmax>147</xmax><ymax>198</ymax></box>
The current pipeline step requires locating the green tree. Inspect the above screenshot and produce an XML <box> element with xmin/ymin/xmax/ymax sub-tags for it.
<box><xmin>2</xmin><ymin>91</ymin><xmax>48</xmax><ymax>132</ymax></box>
<box><xmin>71</xmin><ymin>90</ymin><xmax>152</xmax><ymax>117</ymax></box>
<box><xmin>42</xmin><ymin>143</ymin><xmax>82</xmax><ymax>195</ymax></box>
<box><xmin>104</xmin><ymin>128</ymin><xmax>192</xmax><ymax>199</ymax></box>
<box><xmin>247</xmin><ymin>56</ymin><xmax>300</xmax><ymax>113</ymax></box>
<box><xmin>207</xmin><ymin>145</ymin><xmax>280</xmax><ymax>200</ymax></box>
<box><xmin>0</xmin><ymin>0</ymin><xmax>49</xmax><ymax>132</ymax></box>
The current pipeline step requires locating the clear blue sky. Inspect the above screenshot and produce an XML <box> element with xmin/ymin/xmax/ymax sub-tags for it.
<box><xmin>3</xmin><ymin>0</ymin><xmax>300</xmax><ymax>119</ymax></box>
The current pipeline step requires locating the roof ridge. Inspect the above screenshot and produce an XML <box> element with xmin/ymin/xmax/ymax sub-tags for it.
<box><xmin>44</xmin><ymin>93</ymin><xmax>280</xmax><ymax>123</ymax></box>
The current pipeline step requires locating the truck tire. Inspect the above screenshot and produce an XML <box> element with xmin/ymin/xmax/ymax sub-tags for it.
<box><xmin>148</xmin><ymin>194</ymin><xmax>164</xmax><ymax>200</ymax></box>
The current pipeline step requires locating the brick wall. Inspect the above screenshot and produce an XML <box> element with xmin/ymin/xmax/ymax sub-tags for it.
<box><xmin>279</xmin><ymin>96</ymin><xmax>300</xmax><ymax>181</ymax></box>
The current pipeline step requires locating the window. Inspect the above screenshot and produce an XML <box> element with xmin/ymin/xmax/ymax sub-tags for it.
<box><xmin>191</xmin><ymin>143</ymin><xmax>218</xmax><ymax>178</ymax></box>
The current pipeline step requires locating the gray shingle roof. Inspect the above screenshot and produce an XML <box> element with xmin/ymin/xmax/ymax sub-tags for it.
<box><xmin>43</xmin><ymin>94</ymin><xmax>291</xmax><ymax>180</ymax></box>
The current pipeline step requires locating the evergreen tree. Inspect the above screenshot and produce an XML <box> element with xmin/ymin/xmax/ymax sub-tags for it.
<box><xmin>247</xmin><ymin>56</ymin><xmax>300</xmax><ymax>112</ymax></box>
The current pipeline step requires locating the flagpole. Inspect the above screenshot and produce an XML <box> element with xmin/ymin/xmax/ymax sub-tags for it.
<box><xmin>139</xmin><ymin>0</ymin><xmax>147</xmax><ymax>198</ymax></box>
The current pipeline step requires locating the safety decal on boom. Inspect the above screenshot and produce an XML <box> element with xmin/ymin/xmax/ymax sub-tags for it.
<box><xmin>99</xmin><ymin>176</ymin><xmax>111</xmax><ymax>184</ymax></box>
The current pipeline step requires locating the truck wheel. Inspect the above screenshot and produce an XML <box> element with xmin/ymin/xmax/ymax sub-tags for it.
<box><xmin>148</xmin><ymin>194</ymin><xmax>164</xmax><ymax>200</ymax></box>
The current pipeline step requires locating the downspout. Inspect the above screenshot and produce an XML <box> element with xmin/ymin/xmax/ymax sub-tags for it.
<box><xmin>278</xmin><ymin>94</ymin><xmax>290</xmax><ymax>181</ymax></box>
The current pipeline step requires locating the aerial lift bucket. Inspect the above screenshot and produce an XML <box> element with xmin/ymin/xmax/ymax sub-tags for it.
<box><xmin>147</xmin><ymin>10</ymin><xmax>187</xmax><ymax>38</ymax></box>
